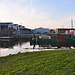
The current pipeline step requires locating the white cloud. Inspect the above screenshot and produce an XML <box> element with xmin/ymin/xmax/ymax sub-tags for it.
<box><xmin>0</xmin><ymin>0</ymin><xmax>53</xmax><ymax>29</ymax></box>
<box><xmin>19</xmin><ymin>0</ymin><xmax>27</xmax><ymax>2</ymax></box>
<box><xmin>0</xmin><ymin>0</ymin><xmax>75</xmax><ymax>29</ymax></box>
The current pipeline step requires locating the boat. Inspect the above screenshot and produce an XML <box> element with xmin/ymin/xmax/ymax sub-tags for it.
<box><xmin>31</xmin><ymin>28</ymin><xmax>75</xmax><ymax>43</ymax></box>
<box><xmin>31</xmin><ymin>35</ymin><xmax>57</xmax><ymax>43</ymax></box>
<box><xmin>31</xmin><ymin>34</ymin><xmax>75</xmax><ymax>43</ymax></box>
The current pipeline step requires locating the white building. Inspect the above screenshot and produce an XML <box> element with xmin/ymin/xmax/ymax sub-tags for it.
<box><xmin>0</xmin><ymin>22</ymin><xmax>26</xmax><ymax>35</ymax></box>
<box><xmin>18</xmin><ymin>25</ymin><xmax>22</xmax><ymax>29</ymax></box>
<box><xmin>13</xmin><ymin>24</ymin><xmax>19</xmax><ymax>30</ymax></box>
<box><xmin>0</xmin><ymin>22</ymin><xmax>13</xmax><ymax>31</ymax></box>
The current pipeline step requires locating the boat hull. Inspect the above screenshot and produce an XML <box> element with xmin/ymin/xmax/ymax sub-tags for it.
<box><xmin>30</xmin><ymin>36</ymin><xmax>75</xmax><ymax>43</ymax></box>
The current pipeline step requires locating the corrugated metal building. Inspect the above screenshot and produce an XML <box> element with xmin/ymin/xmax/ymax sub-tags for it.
<box><xmin>20</xmin><ymin>28</ymin><xmax>32</xmax><ymax>34</ymax></box>
<box><xmin>33</xmin><ymin>28</ymin><xmax>50</xmax><ymax>33</ymax></box>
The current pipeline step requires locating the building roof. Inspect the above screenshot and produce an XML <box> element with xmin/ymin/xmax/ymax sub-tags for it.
<box><xmin>0</xmin><ymin>22</ymin><xmax>13</xmax><ymax>24</ymax></box>
<box><xmin>14</xmin><ymin>24</ymin><xmax>18</xmax><ymax>26</ymax></box>
<box><xmin>33</xmin><ymin>28</ymin><xmax>50</xmax><ymax>33</ymax></box>
<box><xmin>57</xmin><ymin>28</ymin><xmax>75</xmax><ymax>30</ymax></box>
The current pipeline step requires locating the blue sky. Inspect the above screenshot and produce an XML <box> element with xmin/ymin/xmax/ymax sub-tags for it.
<box><xmin>0</xmin><ymin>0</ymin><xmax>75</xmax><ymax>29</ymax></box>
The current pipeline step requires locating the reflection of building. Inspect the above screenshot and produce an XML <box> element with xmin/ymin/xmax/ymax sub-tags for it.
<box><xmin>0</xmin><ymin>39</ymin><xmax>29</xmax><ymax>48</ymax></box>
<box><xmin>33</xmin><ymin>28</ymin><xmax>50</xmax><ymax>33</ymax></box>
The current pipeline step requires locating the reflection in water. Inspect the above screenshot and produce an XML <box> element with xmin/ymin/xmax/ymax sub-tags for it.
<box><xmin>0</xmin><ymin>39</ymin><xmax>29</xmax><ymax>57</ymax></box>
<box><xmin>0</xmin><ymin>39</ymin><xmax>75</xmax><ymax>57</ymax></box>
<box><xmin>0</xmin><ymin>39</ymin><xmax>29</xmax><ymax>48</ymax></box>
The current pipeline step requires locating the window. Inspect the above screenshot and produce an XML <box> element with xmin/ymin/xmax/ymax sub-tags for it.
<box><xmin>1</xmin><ymin>25</ymin><xmax>8</xmax><ymax>30</ymax></box>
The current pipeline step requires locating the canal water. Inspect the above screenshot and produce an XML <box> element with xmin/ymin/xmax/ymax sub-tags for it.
<box><xmin>0</xmin><ymin>39</ymin><xmax>75</xmax><ymax>57</ymax></box>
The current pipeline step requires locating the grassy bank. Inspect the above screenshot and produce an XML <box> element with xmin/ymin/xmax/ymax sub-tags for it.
<box><xmin>0</xmin><ymin>49</ymin><xmax>75</xmax><ymax>75</ymax></box>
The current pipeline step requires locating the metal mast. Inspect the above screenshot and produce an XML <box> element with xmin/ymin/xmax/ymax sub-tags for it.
<box><xmin>71</xmin><ymin>19</ymin><xmax>73</xmax><ymax>28</ymax></box>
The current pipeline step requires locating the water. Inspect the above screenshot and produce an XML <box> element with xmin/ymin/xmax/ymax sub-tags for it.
<box><xmin>0</xmin><ymin>39</ymin><xmax>42</xmax><ymax>57</ymax></box>
<box><xmin>0</xmin><ymin>39</ymin><xmax>75</xmax><ymax>57</ymax></box>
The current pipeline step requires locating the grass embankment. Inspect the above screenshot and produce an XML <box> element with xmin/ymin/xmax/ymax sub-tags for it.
<box><xmin>0</xmin><ymin>49</ymin><xmax>75</xmax><ymax>75</ymax></box>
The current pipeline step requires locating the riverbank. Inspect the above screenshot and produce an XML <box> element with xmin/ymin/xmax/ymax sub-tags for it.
<box><xmin>0</xmin><ymin>49</ymin><xmax>75</xmax><ymax>75</ymax></box>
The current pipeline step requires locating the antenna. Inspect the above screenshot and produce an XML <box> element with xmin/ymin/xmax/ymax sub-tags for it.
<box><xmin>61</xmin><ymin>25</ymin><xmax>64</xmax><ymax>28</ymax></box>
<box><xmin>21</xmin><ymin>23</ymin><xmax>22</xmax><ymax>25</ymax></box>
<box><xmin>71</xmin><ymin>19</ymin><xmax>73</xmax><ymax>28</ymax></box>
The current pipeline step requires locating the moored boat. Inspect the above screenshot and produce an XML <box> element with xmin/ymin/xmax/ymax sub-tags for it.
<box><xmin>31</xmin><ymin>28</ymin><xmax>75</xmax><ymax>43</ymax></box>
<box><xmin>31</xmin><ymin>33</ymin><xmax>75</xmax><ymax>44</ymax></box>
<box><xmin>31</xmin><ymin>35</ymin><xmax>57</xmax><ymax>43</ymax></box>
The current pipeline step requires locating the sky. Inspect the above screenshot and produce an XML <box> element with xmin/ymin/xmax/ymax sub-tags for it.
<box><xmin>0</xmin><ymin>0</ymin><xmax>75</xmax><ymax>29</ymax></box>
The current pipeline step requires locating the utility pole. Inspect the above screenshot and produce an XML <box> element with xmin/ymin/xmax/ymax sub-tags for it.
<box><xmin>71</xmin><ymin>19</ymin><xmax>73</xmax><ymax>28</ymax></box>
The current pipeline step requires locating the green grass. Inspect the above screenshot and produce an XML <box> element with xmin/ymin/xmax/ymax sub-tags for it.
<box><xmin>0</xmin><ymin>49</ymin><xmax>75</xmax><ymax>75</ymax></box>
